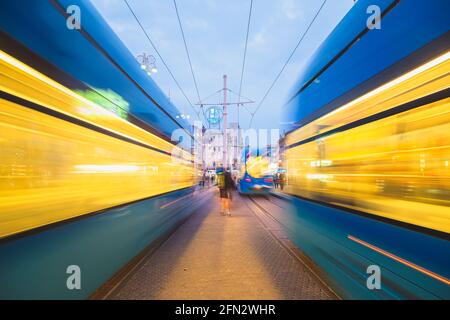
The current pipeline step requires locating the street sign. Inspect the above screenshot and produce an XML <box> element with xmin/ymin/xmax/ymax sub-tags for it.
<box><xmin>206</xmin><ymin>106</ymin><xmax>222</xmax><ymax>125</ymax></box>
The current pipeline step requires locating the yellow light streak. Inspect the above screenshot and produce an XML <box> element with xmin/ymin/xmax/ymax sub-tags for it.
<box><xmin>286</xmin><ymin>51</ymin><xmax>450</xmax><ymax>146</ymax></box>
<box><xmin>322</xmin><ymin>51</ymin><xmax>450</xmax><ymax>120</ymax></box>
<box><xmin>0</xmin><ymin>50</ymin><xmax>192</xmax><ymax>161</ymax></box>
<box><xmin>284</xmin><ymin>54</ymin><xmax>450</xmax><ymax>234</ymax></box>
<box><xmin>0</xmin><ymin>52</ymin><xmax>195</xmax><ymax>238</ymax></box>
<box><xmin>348</xmin><ymin>235</ymin><xmax>450</xmax><ymax>286</ymax></box>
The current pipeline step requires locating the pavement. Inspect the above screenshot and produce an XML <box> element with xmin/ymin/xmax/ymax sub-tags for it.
<box><xmin>105</xmin><ymin>188</ymin><xmax>335</xmax><ymax>300</ymax></box>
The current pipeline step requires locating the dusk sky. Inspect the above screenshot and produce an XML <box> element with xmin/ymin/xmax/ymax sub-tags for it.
<box><xmin>91</xmin><ymin>0</ymin><xmax>355</xmax><ymax>129</ymax></box>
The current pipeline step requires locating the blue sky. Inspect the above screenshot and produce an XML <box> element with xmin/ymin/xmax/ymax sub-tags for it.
<box><xmin>91</xmin><ymin>0</ymin><xmax>355</xmax><ymax>129</ymax></box>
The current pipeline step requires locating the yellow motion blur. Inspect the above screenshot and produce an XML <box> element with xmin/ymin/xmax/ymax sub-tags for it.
<box><xmin>246</xmin><ymin>156</ymin><xmax>271</xmax><ymax>178</ymax></box>
<box><xmin>0</xmin><ymin>51</ymin><xmax>194</xmax><ymax>239</ymax></box>
<box><xmin>284</xmin><ymin>52</ymin><xmax>450</xmax><ymax>234</ymax></box>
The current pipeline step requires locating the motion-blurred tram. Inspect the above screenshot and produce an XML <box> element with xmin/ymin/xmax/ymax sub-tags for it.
<box><xmin>281</xmin><ymin>0</ymin><xmax>450</xmax><ymax>299</ymax></box>
<box><xmin>237</xmin><ymin>152</ymin><xmax>274</xmax><ymax>195</ymax></box>
<box><xmin>0</xmin><ymin>0</ymin><xmax>196</xmax><ymax>299</ymax></box>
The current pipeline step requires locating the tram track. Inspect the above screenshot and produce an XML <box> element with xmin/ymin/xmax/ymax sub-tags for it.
<box><xmin>246</xmin><ymin>194</ymin><xmax>340</xmax><ymax>299</ymax></box>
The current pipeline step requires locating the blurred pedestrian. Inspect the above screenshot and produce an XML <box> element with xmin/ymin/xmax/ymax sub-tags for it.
<box><xmin>216</xmin><ymin>166</ymin><xmax>235</xmax><ymax>216</ymax></box>
<box><xmin>274</xmin><ymin>172</ymin><xmax>280</xmax><ymax>189</ymax></box>
<box><xmin>279</xmin><ymin>171</ymin><xmax>286</xmax><ymax>190</ymax></box>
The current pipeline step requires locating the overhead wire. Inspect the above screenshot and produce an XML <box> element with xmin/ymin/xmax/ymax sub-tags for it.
<box><xmin>237</xmin><ymin>0</ymin><xmax>254</xmax><ymax>126</ymax></box>
<box><xmin>249</xmin><ymin>0</ymin><xmax>328</xmax><ymax>128</ymax></box>
<box><xmin>123</xmin><ymin>0</ymin><xmax>201</xmax><ymax>122</ymax></box>
<box><xmin>173</xmin><ymin>0</ymin><xmax>206</xmax><ymax>124</ymax></box>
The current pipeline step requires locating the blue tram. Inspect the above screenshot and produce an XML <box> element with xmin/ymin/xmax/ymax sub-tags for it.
<box><xmin>0</xmin><ymin>0</ymin><xmax>196</xmax><ymax>299</ymax></box>
<box><xmin>281</xmin><ymin>0</ymin><xmax>450</xmax><ymax>299</ymax></box>
<box><xmin>237</xmin><ymin>155</ymin><xmax>275</xmax><ymax>195</ymax></box>
<box><xmin>236</xmin><ymin>144</ymin><xmax>275</xmax><ymax>195</ymax></box>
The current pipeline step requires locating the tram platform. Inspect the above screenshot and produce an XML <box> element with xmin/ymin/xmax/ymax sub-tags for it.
<box><xmin>98</xmin><ymin>188</ymin><xmax>336</xmax><ymax>300</ymax></box>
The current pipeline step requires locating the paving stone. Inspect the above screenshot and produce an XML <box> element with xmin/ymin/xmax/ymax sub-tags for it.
<box><xmin>107</xmin><ymin>190</ymin><xmax>334</xmax><ymax>300</ymax></box>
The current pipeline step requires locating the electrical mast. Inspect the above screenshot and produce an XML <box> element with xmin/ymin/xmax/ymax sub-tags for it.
<box><xmin>196</xmin><ymin>75</ymin><xmax>254</xmax><ymax>169</ymax></box>
<box><xmin>222</xmin><ymin>75</ymin><xmax>228</xmax><ymax>167</ymax></box>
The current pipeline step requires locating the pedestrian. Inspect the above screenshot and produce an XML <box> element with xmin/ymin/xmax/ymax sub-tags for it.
<box><xmin>279</xmin><ymin>171</ymin><xmax>286</xmax><ymax>190</ymax></box>
<box><xmin>216</xmin><ymin>166</ymin><xmax>235</xmax><ymax>216</ymax></box>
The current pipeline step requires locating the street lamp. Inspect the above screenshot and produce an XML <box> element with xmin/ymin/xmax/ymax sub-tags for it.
<box><xmin>136</xmin><ymin>53</ymin><xmax>158</xmax><ymax>75</ymax></box>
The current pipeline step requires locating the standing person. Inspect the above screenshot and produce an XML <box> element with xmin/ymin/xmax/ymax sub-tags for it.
<box><xmin>274</xmin><ymin>172</ymin><xmax>280</xmax><ymax>189</ymax></box>
<box><xmin>216</xmin><ymin>166</ymin><xmax>235</xmax><ymax>216</ymax></box>
<box><xmin>202</xmin><ymin>171</ymin><xmax>206</xmax><ymax>188</ymax></box>
<box><xmin>216</xmin><ymin>167</ymin><xmax>226</xmax><ymax>214</ymax></box>
<box><xmin>279</xmin><ymin>171</ymin><xmax>286</xmax><ymax>191</ymax></box>
<box><xmin>224</xmin><ymin>168</ymin><xmax>235</xmax><ymax>216</ymax></box>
